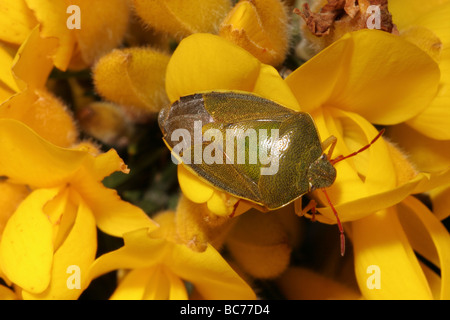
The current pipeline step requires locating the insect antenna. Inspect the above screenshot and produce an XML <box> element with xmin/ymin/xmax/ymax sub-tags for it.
<box><xmin>323</xmin><ymin>128</ymin><xmax>385</xmax><ymax>256</ymax></box>
<box><xmin>321</xmin><ymin>188</ymin><xmax>345</xmax><ymax>256</ymax></box>
<box><xmin>330</xmin><ymin>128</ymin><xmax>385</xmax><ymax>166</ymax></box>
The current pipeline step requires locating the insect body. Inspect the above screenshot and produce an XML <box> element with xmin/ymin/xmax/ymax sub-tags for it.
<box><xmin>158</xmin><ymin>91</ymin><xmax>383</xmax><ymax>256</ymax></box>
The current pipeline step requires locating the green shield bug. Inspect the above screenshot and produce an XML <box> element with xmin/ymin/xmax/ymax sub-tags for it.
<box><xmin>158</xmin><ymin>91</ymin><xmax>384</xmax><ymax>256</ymax></box>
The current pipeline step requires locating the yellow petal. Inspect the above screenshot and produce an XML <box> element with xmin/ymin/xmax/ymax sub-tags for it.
<box><xmin>429</xmin><ymin>183</ymin><xmax>450</xmax><ymax>221</ymax></box>
<box><xmin>88</xmin><ymin>228</ymin><xmax>167</xmax><ymax>282</ymax></box>
<box><xmin>308</xmin><ymin>109</ymin><xmax>450</xmax><ymax>225</ymax></box>
<box><xmin>11</xmin><ymin>25</ymin><xmax>58</xmax><ymax>90</ymax></box>
<box><xmin>0</xmin><ymin>82</ymin><xmax>15</xmax><ymax>102</ymax></box>
<box><xmin>141</xmin><ymin>266</ymin><xmax>171</xmax><ymax>300</ymax></box>
<box><xmin>252</xmin><ymin>64</ymin><xmax>300</xmax><ymax>111</ymax></box>
<box><xmin>277</xmin><ymin>267</ymin><xmax>362</xmax><ymax>300</ymax></box>
<box><xmin>285</xmin><ymin>29</ymin><xmax>440</xmax><ymax>125</ymax></box>
<box><xmin>352</xmin><ymin>207</ymin><xmax>432</xmax><ymax>299</ymax></box>
<box><xmin>178</xmin><ymin>164</ymin><xmax>214</xmax><ymax>204</ymax></box>
<box><xmin>219</xmin><ymin>0</ymin><xmax>289</xmax><ymax>66</ymax></box>
<box><xmin>0</xmin><ymin>0</ymin><xmax>37</xmax><ymax>45</ymax></box>
<box><xmin>81</xmin><ymin>148</ymin><xmax>130</xmax><ymax>182</ymax></box>
<box><xmin>308</xmin><ymin>107</ymin><xmax>397</xmax><ymax>222</ymax></box>
<box><xmin>397</xmin><ymin>196</ymin><xmax>450</xmax><ymax>299</ymax></box>
<box><xmin>90</xmin><ymin>216</ymin><xmax>256</xmax><ymax>299</ymax></box>
<box><xmin>420</xmin><ymin>261</ymin><xmax>442</xmax><ymax>300</ymax></box>
<box><xmin>163</xmin><ymin>267</ymin><xmax>189</xmax><ymax>300</ymax></box>
<box><xmin>404</xmin><ymin>2</ymin><xmax>450</xmax><ymax>140</ymax></box>
<box><xmin>71</xmin><ymin>0</ymin><xmax>130</xmax><ymax>68</ymax></box>
<box><xmin>408</xmin><ymin>2</ymin><xmax>450</xmax><ymax>52</ymax></box>
<box><xmin>314</xmin><ymin>169</ymin><xmax>450</xmax><ymax>226</ymax></box>
<box><xmin>24</xmin><ymin>0</ymin><xmax>75</xmax><ymax>70</ymax></box>
<box><xmin>406</xmin><ymin>72</ymin><xmax>450</xmax><ymax>140</ymax></box>
<box><xmin>23</xmin><ymin>195</ymin><xmax>97</xmax><ymax>299</ymax></box>
<box><xmin>206</xmin><ymin>191</ymin><xmax>236</xmax><ymax>217</ymax></box>
<box><xmin>165</xmin><ymin>33</ymin><xmax>261</xmax><ymax>103</ymax></box>
<box><xmin>110</xmin><ymin>265</ymin><xmax>189</xmax><ymax>300</ymax></box>
<box><xmin>0</xmin><ymin>45</ymin><xmax>20</xmax><ymax>93</ymax></box>
<box><xmin>0</xmin><ymin>181</ymin><xmax>29</xmax><ymax>235</ymax></box>
<box><xmin>389</xmin><ymin>0</ymin><xmax>449</xmax><ymax>30</ymax></box>
<box><xmin>110</xmin><ymin>267</ymin><xmax>158</xmax><ymax>300</ymax></box>
<box><xmin>93</xmin><ymin>47</ymin><xmax>170</xmax><ymax>115</ymax></box>
<box><xmin>0</xmin><ymin>119</ymin><xmax>86</xmax><ymax>187</ymax></box>
<box><xmin>72</xmin><ymin>169</ymin><xmax>158</xmax><ymax>238</ymax></box>
<box><xmin>41</xmin><ymin>186</ymin><xmax>70</xmax><ymax>247</ymax></box>
<box><xmin>170</xmin><ymin>242</ymin><xmax>256</xmax><ymax>299</ymax></box>
<box><xmin>0</xmin><ymin>188</ymin><xmax>59</xmax><ymax>294</ymax></box>
<box><xmin>399</xmin><ymin>25</ymin><xmax>443</xmax><ymax>63</ymax></box>
<box><xmin>132</xmin><ymin>0</ymin><xmax>231</xmax><ymax>40</ymax></box>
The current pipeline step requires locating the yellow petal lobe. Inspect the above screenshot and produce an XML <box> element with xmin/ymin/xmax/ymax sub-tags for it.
<box><xmin>23</xmin><ymin>196</ymin><xmax>97</xmax><ymax>299</ymax></box>
<box><xmin>0</xmin><ymin>0</ymin><xmax>37</xmax><ymax>45</ymax></box>
<box><xmin>165</xmin><ymin>33</ymin><xmax>261</xmax><ymax>103</ymax></box>
<box><xmin>352</xmin><ymin>208</ymin><xmax>432</xmax><ymax>299</ymax></box>
<box><xmin>286</xmin><ymin>30</ymin><xmax>440</xmax><ymax>125</ymax></box>
<box><xmin>0</xmin><ymin>188</ymin><xmax>59</xmax><ymax>294</ymax></box>
<box><xmin>219</xmin><ymin>0</ymin><xmax>290</xmax><ymax>66</ymax></box>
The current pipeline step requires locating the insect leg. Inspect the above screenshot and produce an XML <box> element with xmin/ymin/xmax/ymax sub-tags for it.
<box><xmin>321</xmin><ymin>135</ymin><xmax>338</xmax><ymax>160</ymax></box>
<box><xmin>321</xmin><ymin>188</ymin><xmax>345</xmax><ymax>256</ymax></box>
<box><xmin>294</xmin><ymin>198</ymin><xmax>317</xmax><ymax>221</ymax></box>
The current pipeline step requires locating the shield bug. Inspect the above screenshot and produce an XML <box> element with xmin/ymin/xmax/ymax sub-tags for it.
<box><xmin>158</xmin><ymin>91</ymin><xmax>384</xmax><ymax>256</ymax></box>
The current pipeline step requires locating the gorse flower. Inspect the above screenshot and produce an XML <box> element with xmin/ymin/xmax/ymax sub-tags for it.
<box><xmin>88</xmin><ymin>211</ymin><xmax>256</xmax><ymax>300</ymax></box>
<box><xmin>0</xmin><ymin>118</ymin><xmax>155</xmax><ymax>299</ymax></box>
<box><xmin>0</xmin><ymin>0</ymin><xmax>449</xmax><ymax>301</ymax></box>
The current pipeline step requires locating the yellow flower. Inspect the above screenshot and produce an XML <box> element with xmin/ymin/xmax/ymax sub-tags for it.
<box><xmin>285</xmin><ymin>29</ymin><xmax>449</xmax><ymax>225</ymax></box>
<box><xmin>0</xmin><ymin>0</ymin><xmax>131</xmax><ymax>71</ymax></box>
<box><xmin>160</xmin><ymin>27</ymin><xmax>450</xmax><ymax>298</ymax></box>
<box><xmin>88</xmin><ymin>211</ymin><xmax>256</xmax><ymax>300</ymax></box>
<box><xmin>288</xmin><ymin>2</ymin><xmax>450</xmax><ymax>298</ymax></box>
<box><xmin>164</xmin><ymin>30</ymin><xmax>448</xmax><ymax>224</ymax></box>
<box><xmin>0</xmin><ymin>119</ymin><xmax>156</xmax><ymax>299</ymax></box>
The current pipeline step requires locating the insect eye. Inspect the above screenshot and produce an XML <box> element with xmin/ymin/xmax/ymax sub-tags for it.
<box><xmin>309</xmin><ymin>181</ymin><xmax>316</xmax><ymax>192</ymax></box>
<box><xmin>321</xmin><ymin>154</ymin><xmax>327</xmax><ymax>160</ymax></box>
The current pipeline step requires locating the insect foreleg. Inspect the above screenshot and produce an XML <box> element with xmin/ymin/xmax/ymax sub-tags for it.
<box><xmin>321</xmin><ymin>135</ymin><xmax>337</xmax><ymax>160</ymax></box>
<box><xmin>294</xmin><ymin>198</ymin><xmax>317</xmax><ymax>221</ymax></box>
